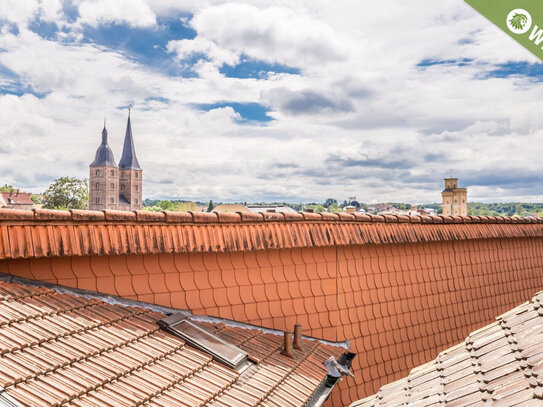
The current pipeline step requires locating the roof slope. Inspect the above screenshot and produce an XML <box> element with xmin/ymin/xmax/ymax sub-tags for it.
<box><xmin>0</xmin><ymin>280</ymin><xmax>346</xmax><ymax>407</ymax></box>
<box><xmin>0</xmin><ymin>192</ymin><xmax>33</xmax><ymax>206</ymax></box>
<box><xmin>351</xmin><ymin>290</ymin><xmax>543</xmax><ymax>407</ymax></box>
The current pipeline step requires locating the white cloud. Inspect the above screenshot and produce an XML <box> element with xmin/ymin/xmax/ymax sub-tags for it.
<box><xmin>1</xmin><ymin>0</ymin><xmax>543</xmax><ymax>204</ymax></box>
<box><xmin>77</xmin><ymin>0</ymin><xmax>157</xmax><ymax>28</ymax></box>
<box><xmin>168</xmin><ymin>3</ymin><xmax>351</xmax><ymax>69</ymax></box>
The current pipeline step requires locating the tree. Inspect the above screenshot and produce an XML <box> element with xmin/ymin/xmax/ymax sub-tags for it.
<box><xmin>323</xmin><ymin>198</ymin><xmax>337</xmax><ymax>208</ymax></box>
<box><xmin>143</xmin><ymin>200</ymin><xmax>198</xmax><ymax>212</ymax></box>
<box><xmin>328</xmin><ymin>203</ymin><xmax>342</xmax><ymax>213</ymax></box>
<box><xmin>207</xmin><ymin>200</ymin><xmax>214</xmax><ymax>212</ymax></box>
<box><xmin>176</xmin><ymin>201</ymin><xmax>197</xmax><ymax>212</ymax></box>
<box><xmin>43</xmin><ymin>177</ymin><xmax>88</xmax><ymax>210</ymax></box>
<box><xmin>306</xmin><ymin>204</ymin><xmax>326</xmax><ymax>213</ymax></box>
<box><xmin>31</xmin><ymin>195</ymin><xmax>41</xmax><ymax>204</ymax></box>
<box><xmin>0</xmin><ymin>184</ymin><xmax>15</xmax><ymax>192</ymax></box>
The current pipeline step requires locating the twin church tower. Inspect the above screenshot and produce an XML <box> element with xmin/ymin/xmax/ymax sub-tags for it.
<box><xmin>89</xmin><ymin>110</ymin><xmax>142</xmax><ymax>211</ymax></box>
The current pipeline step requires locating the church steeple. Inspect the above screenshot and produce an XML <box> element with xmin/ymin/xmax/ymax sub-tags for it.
<box><xmin>90</xmin><ymin>122</ymin><xmax>117</xmax><ymax>167</ymax></box>
<box><xmin>118</xmin><ymin>109</ymin><xmax>141</xmax><ymax>170</ymax></box>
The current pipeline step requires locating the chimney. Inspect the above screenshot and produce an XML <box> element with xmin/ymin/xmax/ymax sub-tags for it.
<box><xmin>281</xmin><ymin>330</ymin><xmax>295</xmax><ymax>359</ymax></box>
<box><xmin>293</xmin><ymin>324</ymin><xmax>304</xmax><ymax>351</ymax></box>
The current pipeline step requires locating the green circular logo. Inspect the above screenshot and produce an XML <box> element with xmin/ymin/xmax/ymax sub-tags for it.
<box><xmin>506</xmin><ymin>9</ymin><xmax>532</xmax><ymax>34</ymax></box>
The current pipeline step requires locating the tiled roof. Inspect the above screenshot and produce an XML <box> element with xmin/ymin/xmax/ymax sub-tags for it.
<box><xmin>350</xmin><ymin>290</ymin><xmax>543</xmax><ymax>407</ymax></box>
<box><xmin>0</xmin><ymin>278</ymin><xmax>349</xmax><ymax>407</ymax></box>
<box><xmin>1</xmin><ymin>208</ymin><xmax>543</xmax><ymax>260</ymax></box>
<box><xmin>0</xmin><ymin>193</ymin><xmax>33</xmax><ymax>206</ymax></box>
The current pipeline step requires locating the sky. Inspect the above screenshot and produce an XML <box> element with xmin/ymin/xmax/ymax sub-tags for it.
<box><xmin>0</xmin><ymin>0</ymin><xmax>542</xmax><ymax>204</ymax></box>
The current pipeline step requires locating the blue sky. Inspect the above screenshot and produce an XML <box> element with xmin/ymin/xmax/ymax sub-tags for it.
<box><xmin>0</xmin><ymin>0</ymin><xmax>542</xmax><ymax>203</ymax></box>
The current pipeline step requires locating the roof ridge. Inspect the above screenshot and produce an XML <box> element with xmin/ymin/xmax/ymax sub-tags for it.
<box><xmin>0</xmin><ymin>207</ymin><xmax>541</xmax><ymax>225</ymax></box>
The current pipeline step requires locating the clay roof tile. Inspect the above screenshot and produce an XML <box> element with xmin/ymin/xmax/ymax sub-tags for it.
<box><xmin>135</xmin><ymin>210</ymin><xmax>166</xmax><ymax>222</ymax></box>
<box><xmin>103</xmin><ymin>209</ymin><xmax>137</xmax><ymax>221</ymax></box>
<box><xmin>320</xmin><ymin>212</ymin><xmax>340</xmax><ymax>221</ymax></box>
<box><xmin>190</xmin><ymin>211</ymin><xmax>219</xmax><ymax>223</ymax></box>
<box><xmin>216</xmin><ymin>212</ymin><xmax>242</xmax><ymax>223</ymax></box>
<box><xmin>163</xmin><ymin>211</ymin><xmax>192</xmax><ymax>223</ymax></box>
<box><xmin>0</xmin><ymin>278</ymin><xmax>350</xmax><ymax>407</ymax></box>
<box><xmin>350</xmin><ymin>289</ymin><xmax>543</xmax><ymax>407</ymax></box>
<box><xmin>300</xmin><ymin>211</ymin><xmax>323</xmax><ymax>221</ymax></box>
<box><xmin>69</xmin><ymin>209</ymin><xmax>106</xmax><ymax>221</ymax></box>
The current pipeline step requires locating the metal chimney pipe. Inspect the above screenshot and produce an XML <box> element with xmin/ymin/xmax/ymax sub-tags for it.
<box><xmin>293</xmin><ymin>324</ymin><xmax>304</xmax><ymax>351</ymax></box>
<box><xmin>281</xmin><ymin>330</ymin><xmax>295</xmax><ymax>359</ymax></box>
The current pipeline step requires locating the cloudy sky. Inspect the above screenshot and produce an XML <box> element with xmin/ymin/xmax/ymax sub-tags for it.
<box><xmin>0</xmin><ymin>0</ymin><xmax>542</xmax><ymax>204</ymax></box>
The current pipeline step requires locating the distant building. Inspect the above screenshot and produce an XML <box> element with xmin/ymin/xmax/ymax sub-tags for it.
<box><xmin>212</xmin><ymin>204</ymin><xmax>252</xmax><ymax>213</ymax></box>
<box><xmin>247</xmin><ymin>205</ymin><xmax>297</xmax><ymax>214</ymax></box>
<box><xmin>89</xmin><ymin>111</ymin><xmax>142</xmax><ymax>211</ymax></box>
<box><xmin>441</xmin><ymin>178</ymin><xmax>467</xmax><ymax>216</ymax></box>
<box><xmin>0</xmin><ymin>191</ymin><xmax>34</xmax><ymax>210</ymax></box>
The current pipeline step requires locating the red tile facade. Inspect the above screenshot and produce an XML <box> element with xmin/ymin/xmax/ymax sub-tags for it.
<box><xmin>2</xmin><ymin>209</ymin><xmax>543</xmax><ymax>405</ymax></box>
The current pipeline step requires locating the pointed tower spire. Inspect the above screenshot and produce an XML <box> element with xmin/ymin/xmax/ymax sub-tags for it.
<box><xmin>91</xmin><ymin>121</ymin><xmax>117</xmax><ymax>167</ymax></box>
<box><xmin>118</xmin><ymin>107</ymin><xmax>141</xmax><ymax>170</ymax></box>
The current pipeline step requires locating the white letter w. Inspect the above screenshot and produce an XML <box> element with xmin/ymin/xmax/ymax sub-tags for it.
<box><xmin>529</xmin><ymin>25</ymin><xmax>543</xmax><ymax>46</ymax></box>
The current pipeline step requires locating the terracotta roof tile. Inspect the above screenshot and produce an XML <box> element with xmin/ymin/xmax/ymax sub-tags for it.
<box><xmin>0</xmin><ymin>279</ymin><xmax>350</xmax><ymax>407</ymax></box>
<box><xmin>1</xmin><ymin>208</ymin><xmax>543</xmax><ymax>260</ymax></box>
<box><xmin>350</xmin><ymin>289</ymin><xmax>543</xmax><ymax>406</ymax></box>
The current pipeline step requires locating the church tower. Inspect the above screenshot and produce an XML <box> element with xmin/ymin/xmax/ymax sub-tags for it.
<box><xmin>118</xmin><ymin>110</ymin><xmax>143</xmax><ymax>210</ymax></box>
<box><xmin>441</xmin><ymin>178</ymin><xmax>468</xmax><ymax>216</ymax></box>
<box><xmin>89</xmin><ymin>124</ymin><xmax>119</xmax><ymax>210</ymax></box>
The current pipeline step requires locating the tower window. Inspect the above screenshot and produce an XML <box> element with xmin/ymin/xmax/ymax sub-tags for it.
<box><xmin>95</xmin><ymin>169</ymin><xmax>100</xmax><ymax>176</ymax></box>
<box><xmin>135</xmin><ymin>199</ymin><xmax>138</xmax><ymax>204</ymax></box>
<box><xmin>95</xmin><ymin>183</ymin><xmax>99</xmax><ymax>190</ymax></box>
<box><xmin>95</xmin><ymin>197</ymin><xmax>99</xmax><ymax>204</ymax></box>
<box><xmin>135</xmin><ymin>173</ymin><xmax>138</xmax><ymax>178</ymax></box>
<box><xmin>110</xmin><ymin>183</ymin><xmax>114</xmax><ymax>189</ymax></box>
<box><xmin>111</xmin><ymin>170</ymin><xmax>115</xmax><ymax>176</ymax></box>
<box><xmin>110</xmin><ymin>198</ymin><xmax>114</xmax><ymax>204</ymax></box>
<box><xmin>135</xmin><ymin>185</ymin><xmax>138</xmax><ymax>191</ymax></box>
<box><xmin>121</xmin><ymin>184</ymin><xmax>125</xmax><ymax>190</ymax></box>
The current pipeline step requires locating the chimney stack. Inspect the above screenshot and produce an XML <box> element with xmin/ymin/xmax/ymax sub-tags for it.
<box><xmin>281</xmin><ymin>330</ymin><xmax>295</xmax><ymax>359</ymax></box>
<box><xmin>293</xmin><ymin>324</ymin><xmax>304</xmax><ymax>351</ymax></box>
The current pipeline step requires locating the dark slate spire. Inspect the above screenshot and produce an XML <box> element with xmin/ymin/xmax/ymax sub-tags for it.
<box><xmin>118</xmin><ymin>109</ymin><xmax>141</xmax><ymax>170</ymax></box>
<box><xmin>90</xmin><ymin>123</ymin><xmax>118</xmax><ymax>167</ymax></box>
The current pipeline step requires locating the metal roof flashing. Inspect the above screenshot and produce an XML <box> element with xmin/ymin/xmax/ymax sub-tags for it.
<box><xmin>159</xmin><ymin>313</ymin><xmax>251</xmax><ymax>372</ymax></box>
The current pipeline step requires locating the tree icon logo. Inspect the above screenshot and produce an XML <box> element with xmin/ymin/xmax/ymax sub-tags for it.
<box><xmin>506</xmin><ymin>9</ymin><xmax>532</xmax><ymax>34</ymax></box>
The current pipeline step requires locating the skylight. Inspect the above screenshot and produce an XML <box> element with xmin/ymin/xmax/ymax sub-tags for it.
<box><xmin>158</xmin><ymin>313</ymin><xmax>249</xmax><ymax>371</ymax></box>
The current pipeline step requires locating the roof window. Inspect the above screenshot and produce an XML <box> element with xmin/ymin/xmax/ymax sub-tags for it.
<box><xmin>159</xmin><ymin>313</ymin><xmax>250</xmax><ymax>371</ymax></box>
